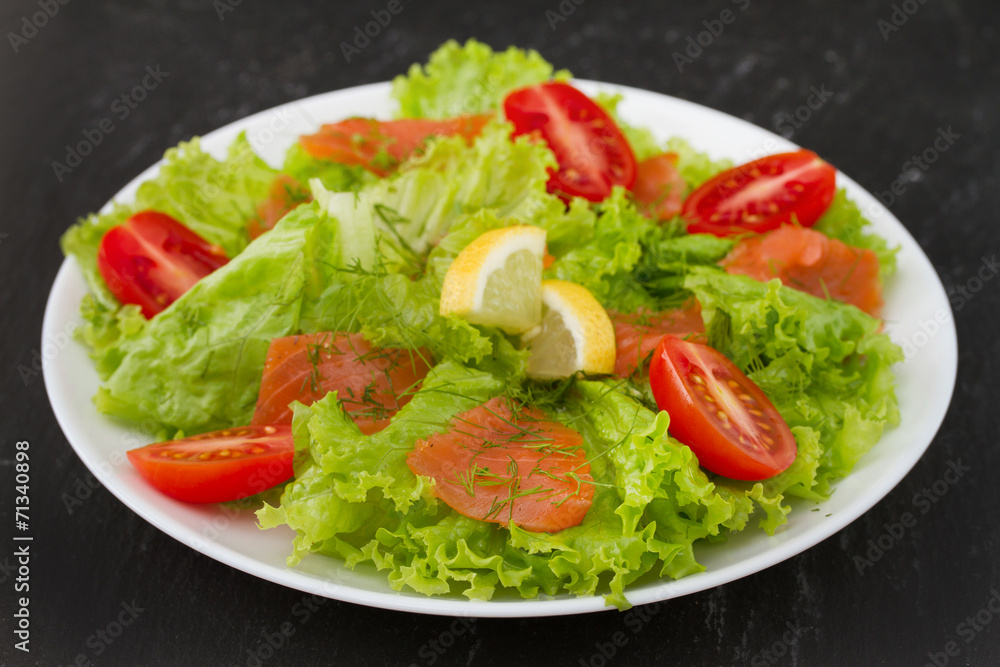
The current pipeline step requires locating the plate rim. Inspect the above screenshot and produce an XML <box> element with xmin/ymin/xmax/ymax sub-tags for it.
<box><xmin>42</xmin><ymin>79</ymin><xmax>958</xmax><ymax>618</ymax></box>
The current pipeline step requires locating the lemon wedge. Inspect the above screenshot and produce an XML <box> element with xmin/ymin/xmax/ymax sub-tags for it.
<box><xmin>524</xmin><ymin>280</ymin><xmax>616</xmax><ymax>379</ymax></box>
<box><xmin>439</xmin><ymin>225</ymin><xmax>546</xmax><ymax>333</ymax></box>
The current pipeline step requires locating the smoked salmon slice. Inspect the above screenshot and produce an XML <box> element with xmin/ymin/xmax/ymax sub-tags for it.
<box><xmin>720</xmin><ymin>225</ymin><xmax>883</xmax><ymax>316</ymax></box>
<box><xmin>251</xmin><ymin>332</ymin><xmax>431</xmax><ymax>433</ymax></box>
<box><xmin>631</xmin><ymin>152</ymin><xmax>686</xmax><ymax>221</ymax></box>
<box><xmin>300</xmin><ymin>114</ymin><xmax>493</xmax><ymax>176</ymax></box>
<box><xmin>610</xmin><ymin>302</ymin><xmax>705</xmax><ymax>377</ymax></box>
<box><xmin>247</xmin><ymin>174</ymin><xmax>312</xmax><ymax>240</ymax></box>
<box><xmin>407</xmin><ymin>397</ymin><xmax>594</xmax><ymax>533</ymax></box>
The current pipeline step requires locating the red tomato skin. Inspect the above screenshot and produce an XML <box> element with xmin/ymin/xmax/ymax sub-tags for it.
<box><xmin>648</xmin><ymin>336</ymin><xmax>797</xmax><ymax>481</ymax></box>
<box><xmin>632</xmin><ymin>153</ymin><xmax>686</xmax><ymax>220</ymax></box>
<box><xmin>682</xmin><ymin>150</ymin><xmax>836</xmax><ymax>237</ymax></box>
<box><xmin>97</xmin><ymin>210</ymin><xmax>228</xmax><ymax>318</ymax></box>
<box><xmin>503</xmin><ymin>82</ymin><xmax>636</xmax><ymax>202</ymax></box>
<box><xmin>126</xmin><ymin>425</ymin><xmax>294</xmax><ymax>503</ymax></box>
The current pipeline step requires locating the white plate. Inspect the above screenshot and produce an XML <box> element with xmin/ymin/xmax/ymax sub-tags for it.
<box><xmin>43</xmin><ymin>80</ymin><xmax>958</xmax><ymax>617</ymax></box>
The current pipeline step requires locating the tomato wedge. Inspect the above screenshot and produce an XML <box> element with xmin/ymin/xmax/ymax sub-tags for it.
<box><xmin>721</xmin><ymin>225</ymin><xmax>883</xmax><ymax>316</ymax></box>
<box><xmin>503</xmin><ymin>82</ymin><xmax>636</xmax><ymax>202</ymax></box>
<box><xmin>649</xmin><ymin>336</ymin><xmax>796</xmax><ymax>481</ymax></box>
<box><xmin>126</xmin><ymin>425</ymin><xmax>294</xmax><ymax>503</ymax></box>
<box><xmin>407</xmin><ymin>397</ymin><xmax>593</xmax><ymax>533</ymax></box>
<box><xmin>681</xmin><ymin>150</ymin><xmax>836</xmax><ymax>237</ymax></box>
<box><xmin>247</xmin><ymin>174</ymin><xmax>312</xmax><ymax>240</ymax></box>
<box><xmin>632</xmin><ymin>152</ymin><xmax>686</xmax><ymax>220</ymax></box>
<box><xmin>300</xmin><ymin>114</ymin><xmax>492</xmax><ymax>176</ymax></box>
<box><xmin>252</xmin><ymin>332</ymin><xmax>431</xmax><ymax>433</ymax></box>
<box><xmin>610</xmin><ymin>302</ymin><xmax>705</xmax><ymax>377</ymax></box>
<box><xmin>97</xmin><ymin>210</ymin><xmax>229</xmax><ymax>318</ymax></box>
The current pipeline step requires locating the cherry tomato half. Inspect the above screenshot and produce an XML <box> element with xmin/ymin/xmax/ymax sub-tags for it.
<box><xmin>126</xmin><ymin>425</ymin><xmax>294</xmax><ymax>503</ymax></box>
<box><xmin>681</xmin><ymin>150</ymin><xmax>836</xmax><ymax>237</ymax></box>
<box><xmin>97</xmin><ymin>210</ymin><xmax>229</xmax><ymax>318</ymax></box>
<box><xmin>503</xmin><ymin>82</ymin><xmax>636</xmax><ymax>202</ymax></box>
<box><xmin>648</xmin><ymin>336</ymin><xmax>797</xmax><ymax>481</ymax></box>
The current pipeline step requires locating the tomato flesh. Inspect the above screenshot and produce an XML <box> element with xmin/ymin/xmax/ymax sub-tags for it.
<box><xmin>681</xmin><ymin>150</ymin><xmax>836</xmax><ymax>237</ymax></box>
<box><xmin>97</xmin><ymin>210</ymin><xmax>229</xmax><ymax>318</ymax></box>
<box><xmin>504</xmin><ymin>82</ymin><xmax>636</xmax><ymax>202</ymax></box>
<box><xmin>300</xmin><ymin>114</ymin><xmax>492</xmax><ymax>176</ymax></box>
<box><xmin>649</xmin><ymin>336</ymin><xmax>796</xmax><ymax>481</ymax></box>
<box><xmin>126</xmin><ymin>425</ymin><xmax>294</xmax><ymax>503</ymax></box>
<box><xmin>247</xmin><ymin>174</ymin><xmax>312</xmax><ymax>239</ymax></box>
<box><xmin>252</xmin><ymin>332</ymin><xmax>432</xmax><ymax>433</ymax></box>
<box><xmin>632</xmin><ymin>152</ymin><xmax>686</xmax><ymax>220</ymax></box>
<box><xmin>407</xmin><ymin>397</ymin><xmax>593</xmax><ymax>533</ymax></box>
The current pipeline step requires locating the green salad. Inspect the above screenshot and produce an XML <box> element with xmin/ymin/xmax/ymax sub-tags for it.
<box><xmin>61</xmin><ymin>39</ymin><xmax>901</xmax><ymax>609</ymax></box>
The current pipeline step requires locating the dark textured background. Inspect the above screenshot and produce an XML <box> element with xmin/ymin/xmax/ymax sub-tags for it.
<box><xmin>1</xmin><ymin>0</ymin><xmax>998</xmax><ymax>665</ymax></box>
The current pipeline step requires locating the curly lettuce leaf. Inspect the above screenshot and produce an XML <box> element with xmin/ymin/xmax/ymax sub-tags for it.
<box><xmin>634</xmin><ymin>233</ymin><xmax>734</xmax><ymax>310</ymax></box>
<box><xmin>61</xmin><ymin>134</ymin><xmax>277</xmax><ymax>308</ymax></box>
<box><xmin>261</xmin><ymin>371</ymin><xmax>722</xmax><ymax>608</ymax></box>
<box><xmin>544</xmin><ymin>188</ymin><xmax>661</xmax><ymax>313</ymax></box>
<box><xmin>686</xmin><ymin>268</ymin><xmax>902</xmax><ymax>494</ymax></box>
<box><xmin>93</xmin><ymin>203</ymin><xmax>333</xmax><ymax>433</ymax></box>
<box><xmin>392</xmin><ymin>39</ymin><xmax>566</xmax><ymax>119</ymax></box>
<box><xmin>310</xmin><ymin>120</ymin><xmax>557</xmax><ymax>263</ymax></box>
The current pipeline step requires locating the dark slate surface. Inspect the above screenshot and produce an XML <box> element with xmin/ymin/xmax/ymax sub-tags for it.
<box><xmin>1</xmin><ymin>0</ymin><xmax>998</xmax><ymax>665</ymax></box>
